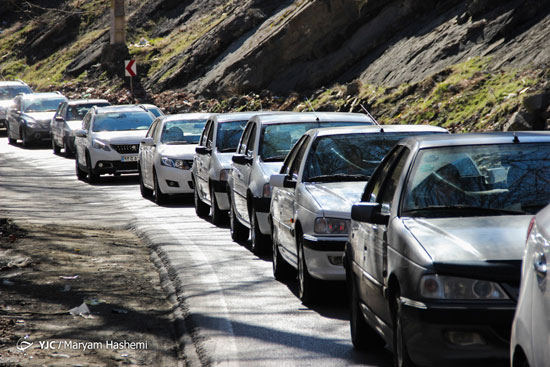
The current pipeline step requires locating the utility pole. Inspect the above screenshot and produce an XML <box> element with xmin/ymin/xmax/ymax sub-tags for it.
<box><xmin>110</xmin><ymin>0</ymin><xmax>125</xmax><ymax>45</ymax></box>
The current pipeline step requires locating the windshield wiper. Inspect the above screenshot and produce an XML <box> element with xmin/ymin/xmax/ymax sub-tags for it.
<box><xmin>306</xmin><ymin>173</ymin><xmax>370</xmax><ymax>182</ymax></box>
<box><xmin>165</xmin><ymin>141</ymin><xmax>191</xmax><ymax>145</ymax></box>
<box><xmin>405</xmin><ymin>205</ymin><xmax>526</xmax><ymax>216</ymax></box>
<box><xmin>219</xmin><ymin>148</ymin><xmax>236</xmax><ymax>153</ymax></box>
<box><xmin>262</xmin><ymin>155</ymin><xmax>287</xmax><ymax>162</ymax></box>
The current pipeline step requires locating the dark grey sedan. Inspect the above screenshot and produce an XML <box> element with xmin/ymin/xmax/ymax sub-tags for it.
<box><xmin>345</xmin><ymin>132</ymin><xmax>550</xmax><ymax>367</ymax></box>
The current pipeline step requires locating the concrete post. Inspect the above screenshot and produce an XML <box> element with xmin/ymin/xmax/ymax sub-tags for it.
<box><xmin>110</xmin><ymin>0</ymin><xmax>125</xmax><ymax>45</ymax></box>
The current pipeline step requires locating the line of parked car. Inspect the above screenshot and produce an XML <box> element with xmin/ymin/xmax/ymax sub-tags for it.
<box><xmin>1</xmin><ymin>79</ymin><xmax>549</xmax><ymax>367</ymax></box>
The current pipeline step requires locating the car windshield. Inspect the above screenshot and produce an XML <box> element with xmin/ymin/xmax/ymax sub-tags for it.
<box><xmin>403</xmin><ymin>143</ymin><xmax>550</xmax><ymax>217</ymax></box>
<box><xmin>161</xmin><ymin>119</ymin><xmax>207</xmax><ymax>144</ymax></box>
<box><xmin>216</xmin><ymin>120</ymin><xmax>247</xmax><ymax>152</ymax></box>
<box><xmin>67</xmin><ymin>103</ymin><xmax>109</xmax><ymax>121</ymax></box>
<box><xmin>23</xmin><ymin>98</ymin><xmax>65</xmax><ymax>112</ymax></box>
<box><xmin>260</xmin><ymin>121</ymin><xmax>369</xmax><ymax>161</ymax></box>
<box><xmin>0</xmin><ymin>86</ymin><xmax>32</xmax><ymax>100</ymax></box>
<box><xmin>304</xmin><ymin>132</ymin><xmax>432</xmax><ymax>182</ymax></box>
<box><xmin>92</xmin><ymin>111</ymin><xmax>154</xmax><ymax>132</ymax></box>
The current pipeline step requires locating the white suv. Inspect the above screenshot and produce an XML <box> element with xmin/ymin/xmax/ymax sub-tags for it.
<box><xmin>74</xmin><ymin>105</ymin><xmax>155</xmax><ymax>183</ymax></box>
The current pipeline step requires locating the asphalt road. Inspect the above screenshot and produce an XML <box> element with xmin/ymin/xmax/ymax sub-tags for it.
<box><xmin>0</xmin><ymin>136</ymin><xmax>393</xmax><ymax>367</ymax></box>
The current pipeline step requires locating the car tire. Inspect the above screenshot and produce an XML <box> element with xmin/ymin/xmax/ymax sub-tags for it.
<box><xmin>272</xmin><ymin>223</ymin><xmax>296</xmax><ymax>281</ymax></box>
<box><xmin>194</xmin><ymin>184</ymin><xmax>210</xmax><ymax>217</ymax></box>
<box><xmin>250</xmin><ymin>208</ymin><xmax>270</xmax><ymax>255</ymax></box>
<box><xmin>298</xmin><ymin>235</ymin><xmax>319</xmax><ymax>305</ymax></box>
<box><xmin>392</xmin><ymin>288</ymin><xmax>415</xmax><ymax>367</ymax></box>
<box><xmin>210</xmin><ymin>185</ymin><xmax>228</xmax><ymax>225</ymax></box>
<box><xmin>75</xmin><ymin>157</ymin><xmax>86</xmax><ymax>181</ymax></box>
<box><xmin>86</xmin><ymin>153</ymin><xmax>99</xmax><ymax>184</ymax></box>
<box><xmin>230</xmin><ymin>200</ymin><xmax>249</xmax><ymax>243</ymax></box>
<box><xmin>20</xmin><ymin>128</ymin><xmax>30</xmax><ymax>148</ymax></box>
<box><xmin>138</xmin><ymin>164</ymin><xmax>153</xmax><ymax>198</ymax></box>
<box><xmin>7</xmin><ymin>128</ymin><xmax>15</xmax><ymax>145</ymax></box>
<box><xmin>349</xmin><ymin>271</ymin><xmax>384</xmax><ymax>350</ymax></box>
<box><xmin>52</xmin><ymin>138</ymin><xmax>61</xmax><ymax>155</ymax></box>
<box><xmin>153</xmin><ymin>170</ymin><xmax>168</xmax><ymax>205</ymax></box>
<box><xmin>63</xmin><ymin>138</ymin><xmax>72</xmax><ymax>157</ymax></box>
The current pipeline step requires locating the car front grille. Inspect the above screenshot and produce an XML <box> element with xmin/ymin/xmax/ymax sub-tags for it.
<box><xmin>111</xmin><ymin>144</ymin><xmax>139</xmax><ymax>154</ymax></box>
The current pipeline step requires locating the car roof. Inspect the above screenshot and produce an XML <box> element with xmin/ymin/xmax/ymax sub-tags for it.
<box><xmin>399</xmin><ymin>131</ymin><xmax>550</xmax><ymax>150</ymax></box>
<box><xmin>0</xmin><ymin>81</ymin><xmax>29</xmax><ymax>87</ymax></box>
<box><xmin>94</xmin><ymin>105</ymin><xmax>148</xmax><ymax>114</ymax></box>
<box><xmin>68</xmin><ymin>99</ymin><xmax>110</xmax><ymax>105</ymax></box>
<box><xmin>251</xmin><ymin>112</ymin><xmax>374</xmax><ymax>125</ymax></box>
<box><xmin>21</xmin><ymin>92</ymin><xmax>65</xmax><ymax>100</ymax></box>
<box><xmin>161</xmin><ymin>113</ymin><xmax>212</xmax><ymax>122</ymax></box>
<box><xmin>212</xmin><ymin>111</ymin><xmax>285</xmax><ymax>123</ymax></box>
<box><xmin>308</xmin><ymin>124</ymin><xmax>448</xmax><ymax>138</ymax></box>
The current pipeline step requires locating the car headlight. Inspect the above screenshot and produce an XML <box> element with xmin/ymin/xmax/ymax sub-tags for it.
<box><xmin>22</xmin><ymin>117</ymin><xmax>37</xmax><ymax>127</ymax></box>
<box><xmin>420</xmin><ymin>275</ymin><xmax>509</xmax><ymax>300</ymax></box>
<box><xmin>314</xmin><ymin>217</ymin><xmax>350</xmax><ymax>234</ymax></box>
<box><xmin>263</xmin><ymin>183</ymin><xmax>272</xmax><ymax>198</ymax></box>
<box><xmin>92</xmin><ymin>139</ymin><xmax>111</xmax><ymax>151</ymax></box>
<box><xmin>161</xmin><ymin>157</ymin><xmax>191</xmax><ymax>170</ymax></box>
<box><xmin>219</xmin><ymin>168</ymin><xmax>230</xmax><ymax>182</ymax></box>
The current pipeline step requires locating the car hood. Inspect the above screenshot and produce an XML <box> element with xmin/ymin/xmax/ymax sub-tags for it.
<box><xmin>403</xmin><ymin>215</ymin><xmax>532</xmax><ymax>263</ymax></box>
<box><xmin>305</xmin><ymin>182</ymin><xmax>366</xmax><ymax>215</ymax></box>
<box><xmin>157</xmin><ymin>144</ymin><xmax>197</xmax><ymax>159</ymax></box>
<box><xmin>260</xmin><ymin>162</ymin><xmax>284</xmax><ymax>178</ymax></box>
<box><xmin>94</xmin><ymin>130</ymin><xmax>147</xmax><ymax>144</ymax></box>
<box><xmin>66</xmin><ymin>120</ymin><xmax>83</xmax><ymax>131</ymax></box>
<box><xmin>217</xmin><ymin>152</ymin><xmax>233</xmax><ymax>169</ymax></box>
<box><xmin>25</xmin><ymin>112</ymin><xmax>56</xmax><ymax>121</ymax></box>
<box><xmin>0</xmin><ymin>100</ymin><xmax>12</xmax><ymax>109</ymax></box>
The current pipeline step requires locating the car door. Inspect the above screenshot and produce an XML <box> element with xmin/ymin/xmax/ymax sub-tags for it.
<box><xmin>530</xmin><ymin>223</ymin><xmax>550</xmax><ymax>366</ymax></box>
<box><xmin>141</xmin><ymin>118</ymin><xmax>159</xmax><ymax>185</ymax></box>
<box><xmin>197</xmin><ymin>120</ymin><xmax>214</xmax><ymax>202</ymax></box>
<box><xmin>355</xmin><ymin>146</ymin><xmax>411</xmax><ymax>322</ymax></box>
<box><xmin>8</xmin><ymin>96</ymin><xmax>22</xmax><ymax>139</ymax></box>
<box><xmin>279</xmin><ymin>136</ymin><xmax>310</xmax><ymax>256</ymax></box>
<box><xmin>232</xmin><ymin>122</ymin><xmax>256</xmax><ymax>224</ymax></box>
<box><xmin>147</xmin><ymin>118</ymin><xmax>164</xmax><ymax>187</ymax></box>
<box><xmin>76</xmin><ymin>113</ymin><xmax>92</xmax><ymax>164</ymax></box>
<box><xmin>53</xmin><ymin>102</ymin><xmax>66</xmax><ymax>145</ymax></box>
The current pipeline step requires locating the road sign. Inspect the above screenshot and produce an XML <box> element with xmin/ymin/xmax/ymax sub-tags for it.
<box><xmin>124</xmin><ymin>60</ymin><xmax>136</xmax><ymax>77</ymax></box>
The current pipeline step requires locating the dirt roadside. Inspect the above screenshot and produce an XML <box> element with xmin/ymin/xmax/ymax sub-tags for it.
<box><xmin>0</xmin><ymin>218</ymin><xmax>184</xmax><ymax>367</ymax></box>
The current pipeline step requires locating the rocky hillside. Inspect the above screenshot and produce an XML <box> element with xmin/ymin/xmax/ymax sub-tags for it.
<box><xmin>0</xmin><ymin>0</ymin><xmax>548</xmax><ymax>131</ymax></box>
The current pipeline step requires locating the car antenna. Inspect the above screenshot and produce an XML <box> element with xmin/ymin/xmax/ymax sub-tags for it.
<box><xmin>305</xmin><ymin>98</ymin><xmax>320</xmax><ymax>121</ymax></box>
<box><xmin>513</xmin><ymin>132</ymin><xmax>520</xmax><ymax>143</ymax></box>
<box><xmin>360</xmin><ymin>104</ymin><xmax>382</xmax><ymax>131</ymax></box>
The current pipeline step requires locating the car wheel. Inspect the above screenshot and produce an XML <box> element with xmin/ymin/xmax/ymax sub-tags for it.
<box><xmin>63</xmin><ymin>138</ymin><xmax>72</xmax><ymax>157</ymax></box>
<box><xmin>349</xmin><ymin>271</ymin><xmax>384</xmax><ymax>350</ymax></box>
<box><xmin>75</xmin><ymin>156</ymin><xmax>86</xmax><ymax>181</ymax></box>
<box><xmin>138</xmin><ymin>164</ymin><xmax>153</xmax><ymax>198</ymax></box>
<box><xmin>86</xmin><ymin>153</ymin><xmax>99</xmax><ymax>184</ymax></box>
<box><xmin>272</xmin><ymin>222</ymin><xmax>296</xmax><ymax>281</ymax></box>
<box><xmin>230</xmin><ymin>200</ymin><xmax>249</xmax><ymax>243</ymax></box>
<box><xmin>194</xmin><ymin>183</ymin><xmax>210</xmax><ymax>217</ymax></box>
<box><xmin>153</xmin><ymin>171</ymin><xmax>169</xmax><ymax>205</ymax></box>
<box><xmin>52</xmin><ymin>138</ymin><xmax>61</xmax><ymax>154</ymax></box>
<box><xmin>393</xmin><ymin>288</ymin><xmax>415</xmax><ymax>367</ymax></box>
<box><xmin>20</xmin><ymin>128</ymin><xmax>30</xmax><ymax>148</ymax></box>
<box><xmin>210</xmin><ymin>185</ymin><xmax>228</xmax><ymax>225</ymax></box>
<box><xmin>250</xmin><ymin>208</ymin><xmax>270</xmax><ymax>255</ymax></box>
<box><xmin>298</xmin><ymin>235</ymin><xmax>319</xmax><ymax>305</ymax></box>
<box><xmin>7</xmin><ymin>128</ymin><xmax>15</xmax><ymax>145</ymax></box>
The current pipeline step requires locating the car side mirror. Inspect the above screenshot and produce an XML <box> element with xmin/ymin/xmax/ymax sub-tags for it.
<box><xmin>195</xmin><ymin>146</ymin><xmax>211</xmax><ymax>155</ymax></box>
<box><xmin>74</xmin><ymin>129</ymin><xmax>87</xmax><ymax>138</ymax></box>
<box><xmin>270</xmin><ymin>174</ymin><xmax>296</xmax><ymax>189</ymax></box>
<box><xmin>232</xmin><ymin>154</ymin><xmax>253</xmax><ymax>165</ymax></box>
<box><xmin>141</xmin><ymin>137</ymin><xmax>155</xmax><ymax>146</ymax></box>
<box><xmin>351</xmin><ymin>203</ymin><xmax>389</xmax><ymax>225</ymax></box>
<box><xmin>55</xmin><ymin>116</ymin><xmax>64</xmax><ymax>122</ymax></box>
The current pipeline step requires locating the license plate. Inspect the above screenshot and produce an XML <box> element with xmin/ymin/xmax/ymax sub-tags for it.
<box><xmin>121</xmin><ymin>155</ymin><xmax>138</xmax><ymax>162</ymax></box>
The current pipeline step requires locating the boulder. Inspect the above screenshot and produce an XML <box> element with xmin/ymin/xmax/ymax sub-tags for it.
<box><xmin>523</xmin><ymin>91</ymin><xmax>550</xmax><ymax>114</ymax></box>
<box><xmin>503</xmin><ymin>109</ymin><xmax>536</xmax><ymax>131</ymax></box>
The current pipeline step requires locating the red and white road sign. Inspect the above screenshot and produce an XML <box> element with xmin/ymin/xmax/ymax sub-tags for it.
<box><xmin>124</xmin><ymin>60</ymin><xmax>136</xmax><ymax>77</ymax></box>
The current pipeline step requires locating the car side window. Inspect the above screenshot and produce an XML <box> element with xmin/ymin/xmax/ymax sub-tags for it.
<box><xmin>153</xmin><ymin>119</ymin><xmax>163</xmax><ymax>142</ymax></box>
<box><xmin>14</xmin><ymin>97</ymin><xmax>21</xmax><ymax>111</ymax></box>
<box><xmin>55</xmin><ymin>103</ymin><xmax>64</xmax><ymax>118</ymax></box>
<box><xmin>246</xmin><ymin>125</ymin><xmax>257</xmax><ymax>157</ymax></box>
<box><xmin>362</xmin><ymin>146</ymin><xmax>403</xmax><ymax>203</ymax></box>
<box><xmin>289</xmin><ymin>137</ymin><xmax>310</xmax><ymax>180</ymax></box>
<box><xmin>238</xmin><ymin>123</ymin><xmax>253</xmax><ymax>155</ymax></box>
<box><xmin>82</xmin><ymin>114</ymin><xmax>92</xmax><ymax>131</ymax></box>
<box><xmin>280</xmin><ymin>136</ymin><xmax>305</xmax><ymax>175</ymax></box>
<box><xmin>206</xmin><ymin>122</ymin><xmax>214</xmax><ymax>149</ymax></box>
<box><xmin>200</xmin><ymin>120</ymin><xmax>212</xmax><ymax>146</ymax></box>
<box><xmin>146</xmin><ymin>119</ymin><xmax>159</xmax><ymax>138</ymax></box>
<box><xmin>61</xmin><ymin>103</ymin><xmax>68</xmax><ymax>119</ymax></box>
<box><xmin>378</xmin><ymin>148</ymin><xmax>411</xmax><ymax>214</ymax></box>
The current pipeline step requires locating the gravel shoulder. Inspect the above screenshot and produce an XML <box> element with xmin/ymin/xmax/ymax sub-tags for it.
<box><xmin>0</xmin><ymin>219</ymin><xmax>184</xmax><ymax>367</ymax></box>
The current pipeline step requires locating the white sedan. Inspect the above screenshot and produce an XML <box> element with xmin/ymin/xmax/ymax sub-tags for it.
<box><xmin>139</xmin><ymin>113</ymin><xmax>210</xmax><ymax>205</ymax></box>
